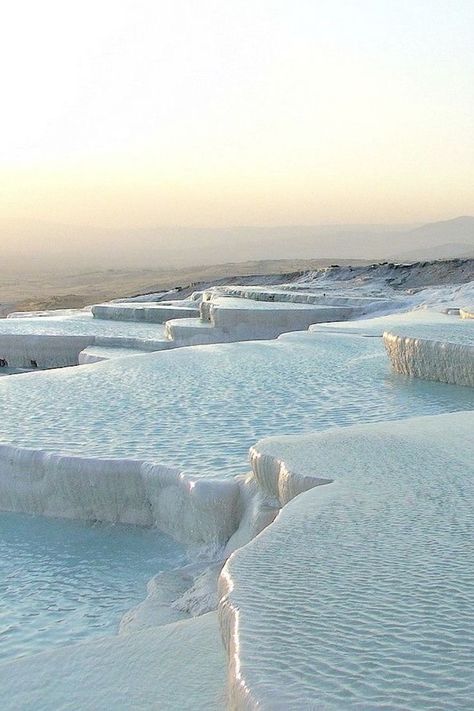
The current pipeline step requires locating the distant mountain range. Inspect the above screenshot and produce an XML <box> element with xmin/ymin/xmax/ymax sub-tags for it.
<box><xmin>390</xmin><ymin>217</ymin><xmax>474</xmax><ymax>262</ymax></box>
<box><xmin>1</xmin><ymin>215</ymin><xmax>473</xmax><ymax>272</ymax></box>
<box><xmin>393</xmin><ymin>242</ymin><xmax>474</xmax><ymax>262</ymax></box>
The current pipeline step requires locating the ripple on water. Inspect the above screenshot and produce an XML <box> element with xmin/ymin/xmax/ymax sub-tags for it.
<box><xmin>0</xmin><ymin>513</ymin><xmax>185</xmax><ymax>661</ymax></box>
<box><xmin>0</xmin><ymin>334</ymin><xmax>473</xmax><ymax>477</ymax></box>
<box><xmin>0</xmin><ymin>313</ymin><xmax>167</xmax><ymax>340</ymax></box>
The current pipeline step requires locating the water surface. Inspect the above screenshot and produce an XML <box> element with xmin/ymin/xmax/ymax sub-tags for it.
<box><xmin>0</xmin><ymin>513</ymin><xmax>185</xmax><ymax>661</ymax></box>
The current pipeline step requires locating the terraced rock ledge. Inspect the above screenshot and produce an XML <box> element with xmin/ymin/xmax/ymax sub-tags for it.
<box><xmin>384</xmin><ymin>319</ymin><xmax>474</xmax><ymax>387</ymax></box>
<box><xmin>1</xmin><ymin>330</ymin><xmax>472</xmax><ymax>545</ymax></box>
<box><xmin>460</xmin><ymin>306</ymin><xmax>474</xmax><ymax>319</ymax></box>
<box><xmin>219</xmin><ymin>412</ymin><xmax>474</xmax><ymax>710</ymax></box>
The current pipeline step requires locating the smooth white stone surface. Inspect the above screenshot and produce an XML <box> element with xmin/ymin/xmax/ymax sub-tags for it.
<box><xmin>310</xmin><ymin>308</ymin><xmax>461</xmax><ymax>337</ymax></box>
<box><xmin>0</xmin><ymin>313</ymin><xmax>168</xmax><ymax>368</ymax></box>
<box><xmin>220</xmin><ymin>412</ymin><xmax>474</xmax><ymax>710</ymax></box>
<box><xmin>460</xmin><ymin>306</ymin><xmax>474</xmax><ymax>319</ymax></box>
<box><xmin>384</xmin><ymin>320</ymin><xmax>474</xmax><ymax>387</ymax></box>
<box><xmin>0</xmin><ymin>612</ymin><xmax>226</xmax><ymax>711</ymax></box>
<box><xmin>0</xmin><ymin>333</ymin><xmax>473</xmax><ymax>543</ymax></box>
<box><xmin>92</xmin><ymin>301</ymin><xmax>199</xmax><ymax>323</ymax></box>
<box><xmin>78</xmin><ymin>345</ymin><xmax>154</xmax><ymax>364</ymax></box>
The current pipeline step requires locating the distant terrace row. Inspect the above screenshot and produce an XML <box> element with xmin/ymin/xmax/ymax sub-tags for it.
<box><xmin>0</xmin><ymin>286</ymin><xmax>387</xmax><ymax>368</ymax></box>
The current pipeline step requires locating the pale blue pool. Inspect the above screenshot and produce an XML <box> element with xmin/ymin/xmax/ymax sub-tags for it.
<box><xmin>0</xmin><ymin>333</ymin><xmax>473</xmax><ymax>477</ymax></box>
<box><xmin>0</xmin><ymin>312</ymin><xmax>166</xmax><ymax>341</ymax></box>
<box><xmin>0</xmin><ymin>513</ymin><xmax>185</xmax><ymax>662</ymax></box>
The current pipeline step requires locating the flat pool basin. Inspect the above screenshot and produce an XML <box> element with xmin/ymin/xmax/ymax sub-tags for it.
<box><xmin>0</xmin><ymin>513</ymin><xmax>185</xmax><ymax>662</ymax></box>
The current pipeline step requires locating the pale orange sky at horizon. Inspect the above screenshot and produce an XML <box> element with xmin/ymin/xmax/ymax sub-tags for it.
<box><xmin>1</xmin><ymin>0</ymin><xmax>473</xmax><ymax>234</ymax></box>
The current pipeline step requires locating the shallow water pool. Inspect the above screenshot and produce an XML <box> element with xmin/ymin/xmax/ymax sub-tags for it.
<box><xmin>1</xmin><ymin>333</ymin><xmax>473</xmax><ymax>478</ymax></box>
<box><xmin>0</xmin><ymin>513</ymin><xmax>185</xmax><ymax>662</ymax></box>
<box><xmin>0</xmin><ymin>312</ymin><xmax>166</xmax><ymax>341</ymax></box>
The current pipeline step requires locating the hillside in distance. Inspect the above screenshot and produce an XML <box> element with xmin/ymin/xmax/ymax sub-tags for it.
<box><xmin>391</xmin><ymin>217</ymin><xmax>474</xmax><ymax>261</ymax></box>
<box><xmin>1</xmin><ymin>216</ymin><xmax>473</xmax><ymax>273</ymax></box>
<box><xmin>393</xmin><ymin>242</ymin><xmax>474</xmax><ymax>262</ymax></box>
<box><xmin>0</xmin><ymin>258</ymin><xmax>370</xmax><ymax>316</ymax></box>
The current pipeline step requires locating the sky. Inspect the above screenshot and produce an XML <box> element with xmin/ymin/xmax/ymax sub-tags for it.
<box><xmin>0</xmin><ymin>0</ymin><xmax>473</xmax><ymax>267</ymax></box>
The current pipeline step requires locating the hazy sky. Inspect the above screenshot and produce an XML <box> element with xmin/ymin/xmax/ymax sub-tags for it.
<box><xmin>1</xmin><ymin>0</ymin><xmax>473</xmax><ymax>231</ymax></box>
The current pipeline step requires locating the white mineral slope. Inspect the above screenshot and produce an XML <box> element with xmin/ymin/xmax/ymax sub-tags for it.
<box><xmin>296</xmin><ymin>258</ymin><xmax>474</xmax><ymax>292</ymax></box>
<box><xmin>384</xmin><ymin>320</ymin><xmax>474</xmax><ymax>387</ymax></box>
<box><xmin>0</xmin><ymin>333</ymin><xmax>172</xmax><ymax>369</ymax></box>
<box><xmin>0</xmin><ymin>447</ymin><xmax>240</xmax><ymax>545</ymax></box>
<box><xmin>92</xmin><ymin>300</ymin><xmax>199</xmax><ymax>323</ymax></box>
<box><xmin>0</xmin><ymin>312</ymin><xmax>169</xmax><ymax>368</ymax></box>
<box><xmin>460</xmin><ymin>306</ymin><xmax>474</xmax><ymax>319</ymax></box>
<box><xmin>414</xmin><ymin>281</ymin><xmax>474</xmax><ymax>312</ymax></box>
<box><xmin>0</xmin><ymin>611</ymin><xmax>226</xmax><ymax>711</ymax></box>
<box><xmin>384</xmin><ymin>332</ymin><xmax>474</xmax><ymax>387</ymax></box>
<box><xmin>310</xmin><ymin>308</ymin><xmax>463</xmax><ymax>337</ymax></box>
<box><xmin>1</xmin><ymin>333</ymin><xmax>473</xmax><ymax>543</ymax></box>
<box><xmin>0</xmin><ymin>333</ymin><xmax>97</xmax><ymax>369</ymax></box>
<box><xmin>116</xmin><ymin>287</ymin><xmax>182</xmax><ymax>303</ymax></box>
<box><xmin>6</xmin><ymin>308</ymin><xmax>91</xmax><ymax>319</ymax></box>
<box><xmin>306</xmin><ymin>276</ymin><xmax>474</xmax><ymax>335</ymax></box>
<box><xmin>205</xmin><ymin>298</ymin><xmax>354</xmax><ymax>340</ymax></box>
<box><xmin>78</xmin><ymin>345</ymin><xmax>155</xmax><ymax>364</ymax></box>
<box><xmin>219</xmin><ymin>412</ymin><xmax>474</xmax><ymax>710</ymax></box>
<box><xmin>205</xmin><ymin>285</ymin><xmax>393</xmax><ymax>311</ymax></box>
<box><xmin>165</xmin><ymin>317</ymin><xmax>220</xmax><ymax>345</ymax></box>
<box><xmin>166</xmin><ymin>299</ymin><xmax>354</xmax><ymax>346</ymax></box>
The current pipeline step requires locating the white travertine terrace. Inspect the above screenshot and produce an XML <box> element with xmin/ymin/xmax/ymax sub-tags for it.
<box><xmin>92</xmin><ymin>300</ymin><xmax>200</xmax><ymax>322</ymax></box>
<box><xmin>310</xmin><ymin>308</ymin><xmax>461</xmax><ymax>337</ymax></box>
<box><xmin>0</xmin><ymin>612</ymin><xmax>225</xmax><ymax>711</ymax></box>
<box><xmin>0</xmin><ymin>447</ymin><xmax>240</xmax><ymax>545</ymax></box>
<box><xmin>1</xmin><ymin>264</ymin><xmax>474</xmax><ymax>708</ymax></box>
<box><xmin>0</xmin><ymin>333</ymin><xmax>100</xmax><ymax>369</ymax></box>
<box><xmin>204</xmin><ymin>297</ymin><xmax>353</xmax><ymax>340</ymax></box>
<box><xmin>206</xmin><ymin>284</ymin><xmax>393</xmax><ymax>311</ymax></box>
<box><xmin>219</xmin><ymin>412</ymin><xmax>474</xmax><ymax>710</ymax></box>
<box><xmin>164</xmin><ymin>316</ymin><xmax>219</xmax><ymax>345</ymax></box>
<box><xmin>92</xmin><ymin>286</ymin><xmax>391</xmax><ymax>349</ymax></box>
<box><xmin>0</xmin><ymin>313</ymin><xmax>170</xmax><ymax>368</ymax></box>
<box><xmin>165</xmin><ymin>298</ymin><xmax>353</xmax><ymax>345</ymax></box>
<box><xmin>460</xmin><ymin>306</ymin><xmax>474</xmax><ymax>319</ymax></box>
<box><xmin>0</xmin><ymin>290</ymin><xmax>356</xmax><ymax>367</ymax></box>
<box><xmin>0</xmin><ymin>332</ymin><xmax>173</xmax><ymax>369</ymax></box>
<box><xmin>78</xmin><ymin>345</ymin><xmax>155</xmax><ymax>363</ymax></box>
<box><xmin>1</xmin><ymin>331</ymin><xmax>472</xmax><ymax>544</ymax></box>
<box><xmin>384</xmin><ymin>320</ymin><xmax>474</xmax><ymax>387</ymax></box>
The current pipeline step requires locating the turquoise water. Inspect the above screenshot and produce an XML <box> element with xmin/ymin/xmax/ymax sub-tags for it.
<box><xmin>0</xmin><ymin>313</ymin><xmax>166</xmax><ymax>341</ymax></box>
<box><xmin>0</xmin><ymin>513</ymin><xmax>185</xmax><ymax>662</ymax></box>
<box><xmin>0</xmin><ymin>334</ymin><xmax>473</xmax><ymax>477</ymax></box>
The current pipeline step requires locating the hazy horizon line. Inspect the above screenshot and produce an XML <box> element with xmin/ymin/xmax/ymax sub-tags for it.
<box><xmin>4</xmin><ymin>215</ymin><xmax>474</xmax><ymax>233</ymax></box>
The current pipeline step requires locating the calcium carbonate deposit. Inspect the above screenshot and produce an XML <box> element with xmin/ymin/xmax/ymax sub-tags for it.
<box><xmin>220</xmin><ymin>412</ymin><xmax>474</xmax><ymax>709</ymax></box>
<box><xmin>383</xmin><ymin>320</ymin><xmax>474</xmax><ymax>387</ymax></box>
<box><xmin>0</xmin><ymin>259</ymin><xmax>473</xmax><ymax>709</ymax></box>
<box><xmin>0</xmin><ymin>311</ymin><xmax>170</xmax><ymax>368</ymax></box>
